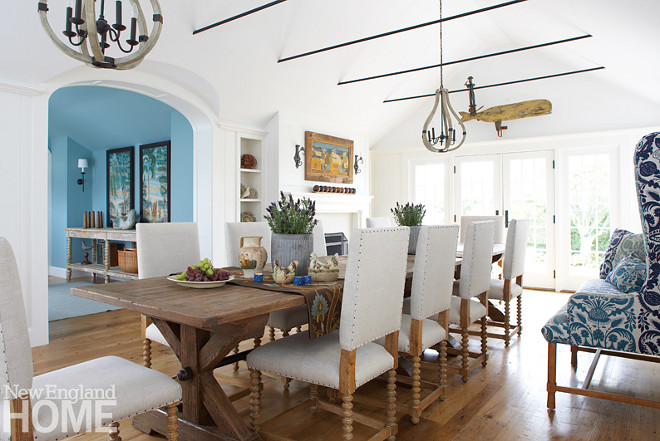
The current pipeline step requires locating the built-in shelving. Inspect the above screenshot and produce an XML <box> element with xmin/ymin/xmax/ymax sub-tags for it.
<box><xmin>238</xmin><ymin>134</ymin><xmax>265</xmax><ymax>222</ymax></box>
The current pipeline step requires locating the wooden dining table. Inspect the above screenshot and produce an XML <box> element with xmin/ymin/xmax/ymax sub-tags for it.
<box><xmin>71</xmin><ymin>248</ymin><xmax>504</xmax><ymax>441</ymax></box>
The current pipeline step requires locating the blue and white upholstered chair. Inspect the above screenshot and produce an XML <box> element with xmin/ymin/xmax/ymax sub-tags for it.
<box><xmin>0</xmin><ymin>237</ymin><xmax>181</xmax><ymax>441</ymax></box>
<box><xmin>542</xmin><ymin>132</ymin><xmax>660</xmax><ymax>409</ymax></box>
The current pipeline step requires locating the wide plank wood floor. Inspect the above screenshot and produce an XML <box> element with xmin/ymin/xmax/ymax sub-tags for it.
<box><xmin>33</xmin><ymin>289</ymin><xmax>659</xmax><ymax>441</ymax></box>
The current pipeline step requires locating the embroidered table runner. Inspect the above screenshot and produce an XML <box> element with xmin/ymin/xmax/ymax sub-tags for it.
<box><xmin>226</xmin><ymin>268</ymin><xmax>342</xmax><ymax>339</ymax></box>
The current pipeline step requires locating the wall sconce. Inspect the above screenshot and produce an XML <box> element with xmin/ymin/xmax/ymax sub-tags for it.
<box><xmin>77</xmin><ymin>158</ymin><xmax>88</xmax><ymax>192</ymax></box>
<box><xmin>353</xmin><ymin>154</ymin><xmax>364</xmax><ymax>174</ymax></box>
<box><xmin>293</xmin><ymin>144</ymin><xmax>305</xmax><ymax>169</ymax></box>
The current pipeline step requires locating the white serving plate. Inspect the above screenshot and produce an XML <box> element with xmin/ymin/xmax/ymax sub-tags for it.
<box><xmin>166</xmin><ymin>275</ymin><xmax>234</xmax><ymax>289</ymax></box>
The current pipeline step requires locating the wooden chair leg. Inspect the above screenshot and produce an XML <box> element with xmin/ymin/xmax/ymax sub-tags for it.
<box><xmin>571</xmin><ymin>345</ymin><xmax>578</xmax><ymax>368</ymax></box>
<box><xmin>254</xmin><ymin>336</ymin><xmax>262</xmax><ymax>348</ymax></box>
<box><xmin>166</xmin><ymin>402</ymin><xmax>179</xmax><ymax>441</ymax></box>
<box><xmin>233</xmin><ymin>345</ymin><xmax>240</xmax><ymax>371</ymax></box>
<box><xmin>439</xmin><ymin>339</ymin><xmax>447</xmax><ymax>401</ymax></box>
<box><xmin>461</xmin><ymin>326</ymin><xmax>470</xmax><ymax>383</ymax></box>
<box><xmin>517</xmin><ymin>294</ymin><xmax>523</xmax><ymax>336</ymax></box>
<box><xmin>410</xmin><ymin>355</ymin><xmax>421</xmax><ymax>424</ymax></box>
<box><xmin>281</xmin><ymin>329</ymin><xmax>292</xmax><ymax>390</ymax></box>
<box><xmin>249</xmin><ymin>369</ymin><xmax>262</xmax><ymax>430</ymax></box>
<box><xmin>108</xmin><ymin>421</ymin><xmax>121</xmax><ymax>441</ymax></box>
<box><xmin>481</xmin><ymin>317</ymin><xmax>488</xmax><ymax>367</ymax></box>
<box><xmin>310</xmin><ymin>384</ymin><xmax>319</xmax><ymax>411</ymax></box>
<box><xmin>269</xmin><ymin>326</ymin><xmax>276</xmax><ymax>341</ymax></box>
<box><xmin>342</xmin><ymin>393</ymin><xmax>354</xmax><ymax>441</ymax></box>
<box><xmin>386</xmin><ymin>369</ymin><xmax>397</xmax><ymax>441</ymax></box>
<box><xmin>143</xmin><ymin>338</ymin><xmax>152</xmax><ymax>369</ymax></box>
<box><xmin>547</xmin><ymin>343</ymin><xmax>557</xmax><ymax>409</ymax></box>
<box><xmin>504</xmin><ymin>299</ymin><xmax>511</xmax><ymax>347</ymax></box>
<box><xmin>296</xmin><ymin>326</ymin><xmax>302</xmax><ymax>333</ymax></box>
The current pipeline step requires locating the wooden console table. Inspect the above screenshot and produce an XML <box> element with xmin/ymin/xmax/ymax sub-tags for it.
<box><xmin>65</xmin><ymin>228</ymin><xmax>138</xmax><ymax>283</ymax></box>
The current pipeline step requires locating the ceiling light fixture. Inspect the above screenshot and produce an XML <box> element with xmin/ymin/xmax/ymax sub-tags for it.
<box><xmin>422</xmin><ymin>0</ymin><xmax>466</xmax><ymax>153</ymax></box>
<box><xmin>37</xmin><ymin>0</ymin><xmax>163</xmax><ymax>70</ymax></box>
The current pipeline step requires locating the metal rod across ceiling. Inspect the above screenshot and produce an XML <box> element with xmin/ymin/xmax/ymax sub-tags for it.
<box><xmin>193</xmin><ymin>0</ymin><xmax>289</xmax><ymax>35</ymax></box>
<box><xmin>278</xmin><ymin>0</ymin><xmax>529</xmax><ymax>63</ymax></box>
<box><xmin>383</xmin><ymin>66</ymin><xmax>606</xmax><ymax>103</ymax></box>
<box><xmin>339</xmin><ymin>34</ymin><xmax>592</xmax><ymax>85</ymax></box>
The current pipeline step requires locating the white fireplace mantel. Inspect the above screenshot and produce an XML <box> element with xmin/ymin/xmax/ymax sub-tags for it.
<box><xmin>289</xmin><ymin>192</ymin><xmax>373</xmax><ymax>238</ymax></box>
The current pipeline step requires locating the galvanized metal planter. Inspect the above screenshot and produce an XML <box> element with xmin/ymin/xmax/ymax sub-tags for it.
<box><xmin>271</xmin><ymin>233</ymin><xmax>313</xmax><ymax>276</ymax></box>
<box><xmin>408</xmin><ymin>225</ymin><xmax>422</xmax><ymax>255</ymax></box>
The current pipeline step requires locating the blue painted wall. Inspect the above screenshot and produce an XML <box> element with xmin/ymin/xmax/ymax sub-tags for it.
<box><xmin>49</xmin><ymin>86</ymin><xmax>194</xmax><ymax>271</ymax></box>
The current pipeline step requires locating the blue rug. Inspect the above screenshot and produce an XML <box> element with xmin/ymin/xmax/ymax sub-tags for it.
<box><xmin>48</xmin><ymin>282</ymin><xmax>122</xmax><ymax>321</ymax></box>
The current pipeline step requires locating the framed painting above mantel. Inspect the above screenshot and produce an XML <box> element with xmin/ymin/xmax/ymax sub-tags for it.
<box><xmin>304</xmin><ymin>131</ymin><xmax>354</xmax><ymax>184</ymax></box>
<box><xmin>140</xmin><ymin>141</ymin><xmax>171</xmax><ymax>223</ymax></box>
<box><xmin>106</xmin><ymin>146</ymin><xmax>134</xmax><ymax>228</ymax></box>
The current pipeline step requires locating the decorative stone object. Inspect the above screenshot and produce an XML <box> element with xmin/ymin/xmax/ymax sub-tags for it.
<box><xmin>241</xmin><ymin>211</ymin><xmax>256</xmax><ymax>222</ymax></box>
<box><xmin>238</xmin><ymin>236</ymin><xmax>268</xmax><ymax>278</ymax></box>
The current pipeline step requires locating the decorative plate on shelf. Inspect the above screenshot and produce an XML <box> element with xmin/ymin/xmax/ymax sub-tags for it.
<box><xmin>166</xmin><ymin>275</ymin><xmax>234</xmax><ymax>289</ymax></box>
<box><xmin>241</xmin><ymin>154</ymin><xmax>257</xmax><ymax>169</ymax></box>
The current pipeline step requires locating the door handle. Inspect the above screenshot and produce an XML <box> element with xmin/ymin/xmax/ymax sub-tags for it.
<box><xmin>505</xmin><ymin>210</ymin><xmax>509</xmax><ymax>228</ymax></box>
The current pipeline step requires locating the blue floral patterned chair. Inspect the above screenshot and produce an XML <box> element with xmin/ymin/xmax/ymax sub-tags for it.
<box><xmin>542</xmin><ymin>132</ymin><xmax>660</xmax><ymax>409</ymax></box>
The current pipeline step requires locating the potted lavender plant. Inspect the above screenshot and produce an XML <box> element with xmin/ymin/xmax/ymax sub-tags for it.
<box><xmin>265</xmin><ymin>191</ymin><xmax>318</xmax><ymax>276</ymax></box>
<box><xmin>391</xmin><ymin>202</ymin><xmax>426</xmax><ymax>254</ymax></box>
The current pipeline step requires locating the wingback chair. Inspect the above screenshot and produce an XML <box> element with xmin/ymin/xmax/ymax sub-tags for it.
<box><xmin>542</xmin><ymin>132</ymin><xmax>660</xmax><ymax>409</ymax></box>
<box><xmin>0</xmin><ymin>237</ymin><xmax>181</xmax><ymax>441</ymax></box>
<box><xmin>246</xmin><ymin>227</ymin><xmax>410</xmax><ymax>440</ymax></box>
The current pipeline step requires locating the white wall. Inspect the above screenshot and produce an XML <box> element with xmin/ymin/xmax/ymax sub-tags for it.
<box><xmin>0</xmin><ymin>81</ymin><xmax>49</xmax><ymax>346</ymax></box>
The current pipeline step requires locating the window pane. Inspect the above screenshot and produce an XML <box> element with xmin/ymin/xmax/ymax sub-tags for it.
<box><xmin>460</xmin><ymin>161</ymin><xmax>494</xmax><ymax>215</ymax></box>
<box><xmin>568</xmin><ymin>153</ymin><xmax>611</xmax><ymax>275</ymax></box>
<box><xmin>414</xmin><ymin>163</ymin><xmax>445</xmax><ymax>224</ymax></box>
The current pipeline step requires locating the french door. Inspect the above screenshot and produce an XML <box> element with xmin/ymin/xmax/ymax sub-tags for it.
<box><xmin>455</xmin><ymin>151</ymin><xmax>556</xmax><ymax>288</ymax></box>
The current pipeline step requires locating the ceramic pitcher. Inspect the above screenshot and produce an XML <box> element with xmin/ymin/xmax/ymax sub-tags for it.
<box><xmin>238</xmin><ymin>236</ymin><xmax>268</xmax><ymax>278</ymax></box>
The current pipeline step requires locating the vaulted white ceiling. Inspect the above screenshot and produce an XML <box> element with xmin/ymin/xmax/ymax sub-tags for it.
<box><xmin>3</xmin><ymin>0</ymin><xmax>660</xmax><ymax>145</ymax></box>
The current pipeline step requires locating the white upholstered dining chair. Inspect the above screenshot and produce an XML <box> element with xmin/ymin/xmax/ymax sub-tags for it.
<box><xmin>487</xmin><ymin>219</ymin><xmax>529</xmax><ymax>346</ymax></box>
<box><xmin>450</xmin><ymin>220</ymin><xmax>495</xmax><ymax>382</ymax></box>
<box><xmin>391</xmin><ymin>225</ymin><xmax>458</xmax><ymax>423</ymax></box>
<box><xmin>137</xmin><ymin>222</ymin><xmax>201</xmax><ymax>368</ymax></box>
<box><xmin>0</xmin><ymin>237</ymin><xmax>181</xmax><ymax>441</ymax></box>
<box><xmin>246</xmin><ymin>227</ymin><xmax>410</xmax><ymax>440</ymax></box>
<box><xmin>366</xmin><ymin>216</ymin><xmax>392</xmax><ymax>228</ymax></box>
<box><xmin>459</xmin><ymin>215</ymin><xmax>505</xmax><ymax>245</ymax></box>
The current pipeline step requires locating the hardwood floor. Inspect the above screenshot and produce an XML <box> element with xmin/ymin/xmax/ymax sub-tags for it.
<box><xmin>33</xmin><ymin>289</ymin><xmax>659</xmax><ymax>441</ymax></box>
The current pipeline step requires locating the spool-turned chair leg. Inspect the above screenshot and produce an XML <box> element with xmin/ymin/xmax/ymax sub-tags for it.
<box><xmin>517</xmin><ymin>294</ymin><xmax>523</xmax><ymax>336</ymax></box>
<box><xmin>296</xmin><ymin>326</ymin><xmax>302</xmax><ymax>333</ymax></box>
<box><xmin>386</xmin><ymin>369</ymin><xmax>397</xmax><ymax>441</ymax></box>
<box><xmin>310</xmin><ymin>384</ymin><xmax>319</xmax><ymax>411</ymax></box>
<box><xmin>411</xmin><ymin>355</ymin><xmax>421</xmax><ymax>424</ymax></box>
<box><xmin>481</xmin><ymin>317</ymin><xmax>488</xmax><ymax>367</ymax></box>
<box><xmin>166</xmin><ymin>402</ymin><xmax>179</xmax><ymax>441</ymax></box>
<box><xmin>249</xmin><ymin>369</ymin><xmax>262</xmax><ymax>430</ymax></box>
<box><xmin>108</xmin><ymin>421</ymin><xmax>120</xmax><ymax>441</ymax></box>
<box><xmin>461</xmin><ymin>327</ymin><xmax>469</xmax><ymax>383</ymax></box>
<box><xmin>143</xmin><ymin>338</ymin><xmax>152</xmax><ymax>369</ymax></box>
<box><xmin>281</xmin><ymin>329</ymin><xmax>292</xmax><ymax>390</ymax></box>
<box><xmin>233</xmin><ymin>345</ymin><xmax>240</xmax><ymax>371</ymax></box>
<box><xmin>439</xmin><ymin>339</ymin><xmax>447</xmax><ymax>401</ymax></box>
<box><xmin>342</xmin><ymin>393</ymin><xmax>354</xmax><ymax>441</ymax></box>
<box><xmin>269</xmin><ymin>326</ymin><xmax>276</xmax><ymax>342</ymax></box>
<box><xmin>504</xmin><ymin>298</ymin><xmax>511</xmax><ymax>347</ymax></box>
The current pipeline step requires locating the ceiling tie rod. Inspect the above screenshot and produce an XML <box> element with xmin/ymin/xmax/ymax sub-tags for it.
<box><xmin>193</xmin><ymin>0</ymin><xmax>289</xmax><ymax>35</ymax></box>
<box><xmin>339</xmin><ymin>34</ymin><xmax>592</xmax><ymax>85</ymax></box>
<box><xmin>278</xmin><ymin>0</ymin><xmax>529</xmax><ymax>63</ymax></box>
<box><xmin>383</xmin><ymin>66</ymin><xmax>606</xmax><ymax>103</ymax></box>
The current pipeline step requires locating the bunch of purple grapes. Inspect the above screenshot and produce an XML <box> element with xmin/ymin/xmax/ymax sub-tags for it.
<box><xmin>185</xmin><ymin>266</ymin><xmax>230</xmax><ymax>282</ymax></box>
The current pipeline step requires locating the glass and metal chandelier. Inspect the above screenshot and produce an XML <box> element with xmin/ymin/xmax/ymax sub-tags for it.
<box><xmin>422</xmin><ymin>0</ymin><xmax>466</xmax><ymax>153</ymax></box>
<box><xmin>37</xmin><ymin>0</ymin><xmax>163</xmax><ymax>70</ymax></box>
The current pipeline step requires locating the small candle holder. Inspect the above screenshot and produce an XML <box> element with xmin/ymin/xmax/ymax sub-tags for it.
<box><xmin>293</xmin><ymin>276</ymin><xmax>304</xmax><ymax>286</ymax></box>
<box><xmin>254</xmin><ymin>273</ymin><xmax>263</xmax><ymax>283</ymax></box>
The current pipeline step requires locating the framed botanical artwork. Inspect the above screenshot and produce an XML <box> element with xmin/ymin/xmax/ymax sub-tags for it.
<box><xmin>106</xmin><ymin>146</ymin><xmax>135</xmax><ymax>228</ymax></box>
<box><xmin>304</xmin><ymin>131</ymin><xmax>354</xmax><ymax>184</ymax></box>
<box><xmin>140</xmin><ymin>141</ymin><xmax>171</xmax><ymax>223</ymax></box>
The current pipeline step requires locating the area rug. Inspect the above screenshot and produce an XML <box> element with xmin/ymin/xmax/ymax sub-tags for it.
<box><xmin>48</xmin><ymin>282</ymin><xmax>122</xmax><ymax>321</ymax></box>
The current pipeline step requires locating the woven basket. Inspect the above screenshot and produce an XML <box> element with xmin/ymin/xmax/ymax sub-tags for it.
<box><xmin>118</xmin><ymin>248</ymin><xmax>138</xmax><ymax>274</ymax></box>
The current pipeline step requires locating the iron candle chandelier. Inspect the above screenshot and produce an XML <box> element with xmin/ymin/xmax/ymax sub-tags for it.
<box><xmin>37</xmin><ymin>0</ymin><xmax>163</xmax><ymax>70</ymax></box>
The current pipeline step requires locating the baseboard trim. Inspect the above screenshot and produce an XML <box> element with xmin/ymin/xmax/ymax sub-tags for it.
<box><xmin>49</xmin><ymin>266</ymin><xmax>86</xmax><ymax>279</ymax></box>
